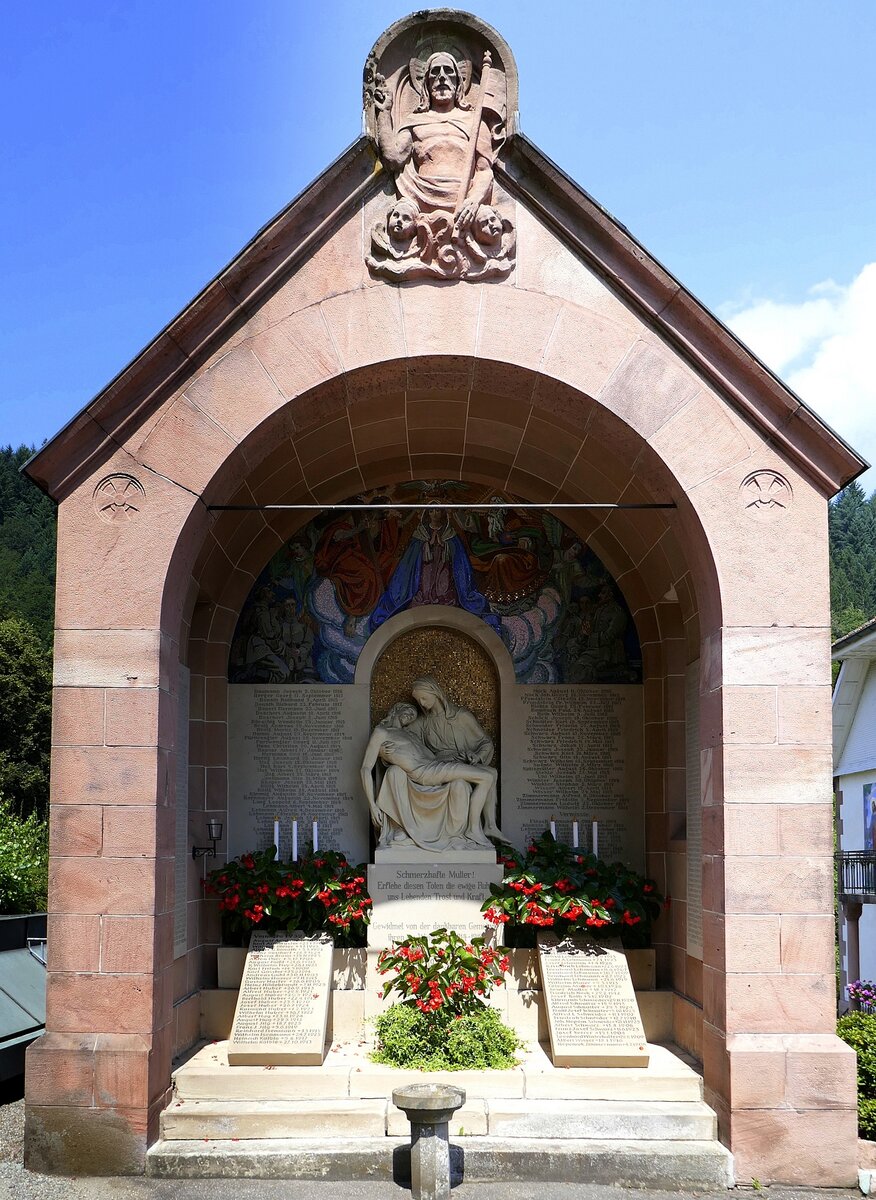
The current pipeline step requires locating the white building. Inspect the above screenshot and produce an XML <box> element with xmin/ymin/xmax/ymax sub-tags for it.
<box><xmin>833</xmin><ymin>615</ymin><xmax>876</xmax><ymax>999</ymax></box>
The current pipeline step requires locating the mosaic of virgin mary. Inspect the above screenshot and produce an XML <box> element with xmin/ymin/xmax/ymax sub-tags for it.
<box><xmin>228</xmin><ymin>482</ymin><xmax>641</xmax><ymax>686</ymax></box>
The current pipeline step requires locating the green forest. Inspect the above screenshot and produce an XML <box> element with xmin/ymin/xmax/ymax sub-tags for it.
<box><xmin>0</xmin><ymin>442</ymin><xmax>875</xmax><ymax>908</ymax></box>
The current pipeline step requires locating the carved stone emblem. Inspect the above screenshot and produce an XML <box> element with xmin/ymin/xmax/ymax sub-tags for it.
<box><xmin>93</xmin><ymin>473</ymin><xmax>146</xmax><ymax>523</ymax></box>
<box><xmin>739</xmin><ymin>470</ymin><xmax>793</xmax><ymax>521</ymax></box>
<box><xmin>364</xmin><ymin>42</ymin><xmax>515</xmax><ymax>282</ymax></box>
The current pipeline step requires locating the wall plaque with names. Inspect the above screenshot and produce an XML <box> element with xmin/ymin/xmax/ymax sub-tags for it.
<box><xmin>501</xmin><ymin>685</ymin><xmax>644</xmax><ymax>868</ymax></box>
<box><xmin>228</xmin><ymin>931</ymin><xmax>333</xmax><ymax>1065</ymax></box>
<box><xmin>537</xmin><ymin>933</ymin><xmax>649</xmax><ymax>1068</ymax></box>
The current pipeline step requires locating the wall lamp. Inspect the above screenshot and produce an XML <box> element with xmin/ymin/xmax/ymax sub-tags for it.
<box><xmin>192</xmin><ymin>820</ymin><xmax>223</xmax><ymax>860</ymax></box>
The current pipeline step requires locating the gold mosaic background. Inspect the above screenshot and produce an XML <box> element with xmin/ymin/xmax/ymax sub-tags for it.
<box><xmin>370</xmin><ymin>626</ymin><xmax>499</xmax><ymax>751</ymax></box>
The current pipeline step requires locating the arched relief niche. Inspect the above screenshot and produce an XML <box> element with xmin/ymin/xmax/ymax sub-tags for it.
<box><xmin>223</xmin><ymin>481</ymin><xmax>646</xmax><ymax>872</ymax></box>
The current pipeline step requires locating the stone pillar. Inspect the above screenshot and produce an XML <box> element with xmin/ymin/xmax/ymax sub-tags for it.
<box><xmin>843</xmin><ymin>899</ymin><xmax>863</xmax><ymax>1001</ymax></box>
<box><xmin>23</xmin><ymin>466</ymin><xmax>189</xmax><ymax>1175</ymax></box>
<box><xmin>700</xmin><ymin>624</ymin><xmax>857</xmax><ymax>1187</ymax></box>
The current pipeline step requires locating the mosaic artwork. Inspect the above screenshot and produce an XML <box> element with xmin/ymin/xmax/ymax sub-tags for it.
<box><xmin>228</xmin><ymin>482</ymin><xmax>642</xmax><ymax>686</ymax></box>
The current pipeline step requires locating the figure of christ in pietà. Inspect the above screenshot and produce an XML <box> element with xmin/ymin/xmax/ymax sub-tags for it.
<box><xmin>361</xmin><ymin>702</ymin><xmax>498</xmax><ymax>851</ymax></box>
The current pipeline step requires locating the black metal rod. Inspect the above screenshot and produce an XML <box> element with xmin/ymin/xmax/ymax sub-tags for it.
<box><xmin>207</xmin><ymin>502</ymin><xmax>676</xmax><ymax>512</ymax></box>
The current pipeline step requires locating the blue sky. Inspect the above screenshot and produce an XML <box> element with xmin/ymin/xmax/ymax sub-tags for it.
<box><xmin>3</xmin><ymin>1</ymin><xmax>874</xmax><ymax>483</ymax></box>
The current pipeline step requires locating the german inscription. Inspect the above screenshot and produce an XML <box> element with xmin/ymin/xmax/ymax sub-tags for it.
<box><xmin>228</xmin><ymin>932</ymin><xmax>333</xmax><ymax>1065</ymax></box>
<box><xmin>367</xmin><ymin>862</ymin><xmax>504</xmax><ymax>949</ymax></box>
<box><xmin>502</xmin><ymin>686</ymin><xmax>644</xmax><ymax>866</ymax></box>
<box><xmin>228</xmin><ymin>685</ymin><xmax>369</xmax><ymax>862</ymax></box>
<box><xmin>537</xmin><ymin>933</ymin><xmax>648</xmax><ymax>1067</ymax></box>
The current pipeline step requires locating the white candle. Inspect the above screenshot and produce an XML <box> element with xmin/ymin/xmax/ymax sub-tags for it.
<box><xmin>572</xmin><ymin>820</ymin><xmax>579</xmax><ymax>849</ymax></box>
<box><xmin>292</xmin><ymin>819</ymin><xmax>298</xmax><ymax>862</ymax></box>
<box><xmin>273</xmin><ymin>816</ymin><xmax>280</xmax><ymax>857</ymax></box>
<box><xmin>592</xmin><ymin>820</ymin><xmax>599</xmax><ymax>857</ymax></box>
<box><xmin>549</xmin><ymin>816</ymin><xmax>556</xmax><ymax>839</ymax></box>
<box><xmin>313</xmin><ymin>820</ymin><xmax>319</xmax><ymax>853</ymax></box>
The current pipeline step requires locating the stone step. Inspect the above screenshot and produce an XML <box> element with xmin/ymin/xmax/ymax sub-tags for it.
<box><xmin>162</xmin><ymin>1095</ymin><xmax>716</xmax><ymax>1143</ymax></box>
<box><xmin>485</xmin><ymin>1099</ymin><xmax>717</xmax><ymax>1141</ymax></box>
<box><xmin>160</xmin><ymin>1098</ymin><xmax>388</xmax><ymax>1141</ymax></box>
<box><xmin>147</xmin><ymin>1136</ymin><xmax>734</xmax><ymax>1188</ymax></box>
<box><xmin>173</xmin><ymin>1041</ymin><xmax>703</xmax><ymax>1104</ymax></box>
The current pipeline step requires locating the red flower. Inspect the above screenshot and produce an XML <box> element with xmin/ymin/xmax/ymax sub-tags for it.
<box><xmin>241</xmin><ymin>854</ymin><xmax>255</xmax><ymax>870</ymax></box>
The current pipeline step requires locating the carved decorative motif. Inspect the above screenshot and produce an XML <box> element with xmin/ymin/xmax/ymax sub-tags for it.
<box><xmin>364</xmin><ymin>40</ymin><xmax>515</xmax><ymax>282</ymax></box>
<box><xmin>739</xmin><ymin>470</ymin><xmax>793</xmax><ymax>521</ymax></box>
<box><xmin>93</xmin><ymin>473</ymin><xmax>146</xmax><ymax>523</ymax></box>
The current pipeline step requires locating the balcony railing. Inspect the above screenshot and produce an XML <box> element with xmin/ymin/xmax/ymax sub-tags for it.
<box><xmin>838</xmin><ymin>851</ymin><xmax>876</xmax><ymax>898</ymax></box>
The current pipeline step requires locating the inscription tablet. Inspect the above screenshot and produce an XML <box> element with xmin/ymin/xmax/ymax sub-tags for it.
<box><xmin>537</xmin><ymin>933</ymin><xmax>649</xmax><ymax>1068</ymax></box>
<box><xmin>228</xmin><ymin>931</ymin><xmax>333</xmax><ymax>1065</ymax></box>
<box><xmin>367</xmin><ymin>863</ymin><xmax>503</xmax><ymax>950</ymax></box>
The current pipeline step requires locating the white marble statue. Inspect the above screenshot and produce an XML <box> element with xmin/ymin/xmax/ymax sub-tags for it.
<box><xmin>361</xmin><ymin>686</ymin><xmax>501</xmax><ymax>852</ymax></box>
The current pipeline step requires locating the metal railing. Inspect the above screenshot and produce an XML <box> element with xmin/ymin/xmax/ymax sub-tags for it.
<box><xmin>837</xmin><ymin>851</ymin><xmax>876</xmax><ymax>898</ymax></box>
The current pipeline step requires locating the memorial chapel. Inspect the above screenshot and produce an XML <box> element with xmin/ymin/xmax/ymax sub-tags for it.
<box><xmin>22</xmin><ymin>9</ymin><xmax>866</xmax><ymax>1188</ymax></box>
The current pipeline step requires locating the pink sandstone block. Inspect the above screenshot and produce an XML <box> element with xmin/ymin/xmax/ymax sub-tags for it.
<box><xmin>100</xmin><ymin>916</ymin><xmax>156</xmax><ymax>975</ymax></box>
<box><xmin>722</xmin><ymin>745</ymin><xmax>833</xmax><ymax>806</ymax></box>
<box><xmin>597</xmin><ymin>340</ymin><xmax>701</xmax><ymax>440</ymax></box>
<box><xmin>721</xmin><ymin>686</ymin><xmax>777</xmax><ymax>744</ymax></box>
<box><xmin>46</xmin><ymin>973</ymin><xmax>154</xmax><ymax>1036</ymax></box>
<box><xmin>783</xmin><ymin>1034</ymin><xmax>856</xmax><ymax>1108</ymax></box>
<box><xmin>137</xmin><ymin>396</ymin><xmax>239</xmax><ymax>498</ymax></box>
<box><xmin>49</xmin><ymin>857</ymin><xmax>157</xmax><ymax>916</ymax></box>
<box><xmin>320</xmin><ymin>286</ymin><xmax>406</xmax><ymax>372</ymax></box>
<box><xmin>51</xmin><ymin>687</ymin><xmax>105</xmax><ymax>746</ymax></box>
<box><xmin>93</xmin><ymin>1034</ymin><xmax>150</xmax><ymax>1110</ymax></box>
<box><xmin>722</xmin><ymin>804</ymin><xmax>779</xmax><ymax>855</ymax></box>
<box><xmin>49</xmin><ymin>805</ymin><xmax>103</xmax><ymax>857</ymax></box>
<box><xmin>104</xmin><ymin>688</ymin><xmax>164</xmax><ymax>748</ymax></box>
<box><xmin>724</xmin><ymin>973</ymin><xmax>835</xmax><ymax>1035</ymax></box>
<box><xmin>730</xmin><ymin>1108</ymin><xmax>857</xmax><ymax>1186</ymax></box>
<box><xmin>25</xmin><ymin>1033</ymin><xmax>96</xmax><ymax>1107</ymax></box>
<box><xmin>780</xmin><ymin>914</ymin><xmax>837</xmax><ymax>975</ymax></box>
<box><xmin>648</xmin><ymin>390</ymin><xmax>751</xmax><ymax>491</ymax></box>
<box><xmin>49</xmin><ymin>746</ymin><xmax>160</xmax><ymax>807</ymax></box>
<box><xmin>476</xmin><ymin>286</ymin><xmax>562</xmax><ymax>372</ymax></box>
<box><xmin>778</xmin><ymin>684</ymin><xmax>832</xmax><ymax>744</ymax></box>
<box><xmin>53</xmin><ymin>629</ymin><xmax>163</xmax><ymax>689</ymax></box>
<box><xmin>723</xmin><ymin>914</ymin><xmax>781</xmax><ymax>973</ymax></box>
<box><xmin>183</xmin><ymin>347</ymin><xmax>284</xmax><ymax>445</ymax></box>
<box><xmin>724</xmin><ymin>854</ymin><xmax>833</xmax><ymax>914</ymax></box>
<box><xmin>47</xmin><ymin>915</ymin><xmax>101</xmax><ymax>973</ymax></box>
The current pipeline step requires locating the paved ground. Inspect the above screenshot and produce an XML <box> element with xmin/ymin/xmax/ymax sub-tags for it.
<box><xmin>0</xmin><ymin>1079</ymin><xmax>862</xmax><ymax>1200</ymax></box>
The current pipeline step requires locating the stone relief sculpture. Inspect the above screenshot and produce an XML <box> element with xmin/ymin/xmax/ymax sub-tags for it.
<box><xmin>360</xmin><ymin>677</ymin><xmax>502</xmax><ymax>853</ymax></box>
<box><xmin>364</xmin><ymin>46</ymin><xmax>515</xmax><ymax>281</ymax></box>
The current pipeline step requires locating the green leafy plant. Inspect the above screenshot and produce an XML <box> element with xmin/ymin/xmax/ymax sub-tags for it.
<box><xmin>377</xmin><ymin>928</ymin><xmax>510</xmax><ymax>1014</ymax></box>
<box><xmin>482</xmin><ymin>830</ymin><xmax>665</xmax><ymax>948</ymax></box>
<box><xmin>371</xmin><ymin>928</ymin><xmax>521</xmax><ymax>1070</ymax></box>
<box><xmin>838</xmin><ymin>1011</ymin><xmax>876</xmax><ymax>1139</ymax></box>
<box><xmin>0</xmin><ymin>796</ymin><xmax>48</xmax><ymax>913</ymax></box>
<box><xmin>203</xmin><ymin>846</ymin><xmax>371</xmax><ymax>947</ymax></box>
<box><xmin>371</xmin><ymin>1000</ymin><xmax>521</xmax><ymax>1071</ymax></box>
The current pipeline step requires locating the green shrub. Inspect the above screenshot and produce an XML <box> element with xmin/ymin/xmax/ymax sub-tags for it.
<box><xmin>371</xmin><ymin>1001</ymin><xmax>522</xmax><ymax>1071</ymax></box>
<box><xmin>837</xmin><ymin>1012</ymin><xmax>876</xmax><ymax>1139</ymax></box>
<box><xmin>0</xmin><ymin>796</ymin><xmax>48</xmax><ymax>913</ymax></box>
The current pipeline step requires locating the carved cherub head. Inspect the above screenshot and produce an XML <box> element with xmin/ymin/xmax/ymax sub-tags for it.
<box><xmin>473</xmin><ymin>205</ymin><xmax>507</xmax><ymax>249</ymax></box>
<box><xmin>387</xmin><ymin>198</ymin><xmax>419</xmax><ymax>251</ymax></box>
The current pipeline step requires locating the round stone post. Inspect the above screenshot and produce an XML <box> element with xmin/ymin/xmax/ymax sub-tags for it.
<box><xmin>392</xmin><ymin>1084</ymin><xmax>465</xmax><ymax>1200</ymax></box>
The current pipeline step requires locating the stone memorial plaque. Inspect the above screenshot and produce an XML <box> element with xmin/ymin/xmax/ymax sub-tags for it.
<box><xmin>367</xmin><ymin>862</ymin><xmax>504</xmax><ymax>949</ymax></box>
<box><xmin>537</xmin><ymin>933</ymin><xmax>649</xmax><ymax>1068</ymax></box>
<box><xmin>228</xmin><ymin>684</ymin><xmax>369</xmax><ymax>863</ymax></box>
<box><xmin>228</xmin><ymin>931</ymin><xmax>333</xmax><ymax>1065</ymax></box>
<box><xmin>501</xmin><ymin>685</ymin><xmax>644</xmax><ymax>868</ymax></box>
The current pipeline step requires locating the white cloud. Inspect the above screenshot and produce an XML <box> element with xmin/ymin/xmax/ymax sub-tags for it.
<box><xmin>720</xmin><ymin>264</ymin><xmax>876</xmax><ymax>492</ymax></box>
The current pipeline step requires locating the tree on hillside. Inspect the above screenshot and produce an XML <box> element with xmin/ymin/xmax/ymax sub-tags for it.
<box><xmin>0</xmin><ymin>444</ymin><xmax>56</xmax><ymax>645</ymax></box>
<box><xmin>829</xmin><ymin>482</ymin><xmax>876</xmax><ymax>640</ymax></box>
<box><xmin>0</xmin><ymin>615</ymin><xmax>52</xmax><ymax>819</ymax></box>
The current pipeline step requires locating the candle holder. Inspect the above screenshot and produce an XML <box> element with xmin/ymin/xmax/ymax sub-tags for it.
<box><xmin>192</xmin><ymin>820</ymin><xmax>223</xmax><ymax>860</ymax></box>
